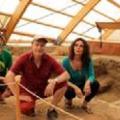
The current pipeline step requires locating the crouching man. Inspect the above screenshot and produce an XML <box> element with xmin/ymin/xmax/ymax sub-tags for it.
<box><xmin>5</xmin><ymin>36</ymin><xmax>70</xmax><ymax>119</ymax></box>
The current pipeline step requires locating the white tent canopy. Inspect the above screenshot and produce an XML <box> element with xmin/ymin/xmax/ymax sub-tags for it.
<box><xmin>0</xmin><ymin>0</ymin><xmax>120</xmax><ymax>45</ymax></box>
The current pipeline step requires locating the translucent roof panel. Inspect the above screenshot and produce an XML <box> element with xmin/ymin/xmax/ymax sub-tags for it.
<box><xmin>73</xmin><ymin>22</ymin><xmax>93</xmax><ymax>33</ymax></box>
<box><xmin>61</xmin><ymin>4</ymin><xmax>82</xmax><ymax>16</ymax></box>
<box><xmin>32</xmin><ymin>1</ymin><xmax>83</xmax><ymax>17</ymax></box>
<box><xmin>15</xmin><ymin>20</ymin><xmax>62</xmax><ymax>39</ymax></box>
<box><xmin>80</xmin><ymin>0</ymin><xmax>90</xmax><ymax>4</ymax></box>
<box><xmin>84</xmin><ymin>10</ymin><xmax>113</xmax><ymax>25</ymax></box>
<box><xmin>84</xmin><ymin>27</ymin><xmax>101</xmax><ymax>38</ymax></box>
<box><xmin>94</xmin><ymin>0</ymin><xmax>120</xmax><ymax>20</ymax></box>
<box><xmin>0</xmin><ymin>0</ymin><xmax>19</xmax><ymax>14</ymax></box>
<box><xmin>23</xmin><ymin>4</ymin><xmax>52</xmax><ymax>20</ymax></box>
<box><xmin>38</xmin><ymin>13</ymin><xmax>71</xmax><ymax>28</ymax></box>
<box><xmin>66</xmin><ymin>33</ymin><xmax>89</xmax><ymax>42</ymax></box>
<box><xmin>15</xmin><ymin>20</ymin><xmax>28</xmax><ymax>28</ymax></box>
<box><xmin>33</xmin><ymin>0</ymin><xmax>75</xmax><ymax>11</ymax></box>
<box><xmin>9</xmin><ymin>34</ymin><xmax>32</xmax><ymax>42</ymax></box>
<box><xmin>1</xmin><ymin>0</ymin><xmax>120</xmax><ymax>43</ymax></box>
<box><xmin>0</xmin><ymin>15</ymin><xmax>9</xmax><ymax>28</ymax></box>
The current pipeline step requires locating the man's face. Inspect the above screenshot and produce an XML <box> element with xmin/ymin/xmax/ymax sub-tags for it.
<box><xmin>32</xmin><ymin>41</ymin><xmax>46</xmax><ymax>57</ymax></box>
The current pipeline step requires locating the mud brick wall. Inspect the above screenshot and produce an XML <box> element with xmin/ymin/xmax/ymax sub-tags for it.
<box><xmin>88</xmin><ymin>41</ymin><xmax>120</xmax><ymax>56</ymax></box>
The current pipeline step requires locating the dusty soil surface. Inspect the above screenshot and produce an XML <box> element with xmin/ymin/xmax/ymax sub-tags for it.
<box><xmin>0</xmin><ymin>97</ymin><xmax>120</xmax><ymax>120</ymax></box>
<box><xmin>0</xmin><ymin>55</ymin><xmax>120</xmax><ymax>120</ymax></box>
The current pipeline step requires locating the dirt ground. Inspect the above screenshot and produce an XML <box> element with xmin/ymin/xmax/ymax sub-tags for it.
<box><xmin>0</xmin><ymin>55</ymin><xmax>120</xmax><ymax>120</ymax></box>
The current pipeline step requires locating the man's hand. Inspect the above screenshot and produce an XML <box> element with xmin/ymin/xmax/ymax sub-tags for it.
<box><xmin>44</xmin><ymin>80</ymin><xmax>56</xmax><ymax>97</ymax></box>
<box><xmin>84</xmin><ymin>80</ymin><xmax>91</xmax><ymax>96</ymax></box>
<box><xmin>74</xmin><ymin>87</ymin><xmax>83</xmax><ymax>98</ymax></box>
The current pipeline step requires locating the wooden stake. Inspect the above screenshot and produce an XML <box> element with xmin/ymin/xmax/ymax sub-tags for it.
<box><xmin>15</xmin><ymin>77</ymin><xmax>21</xmax><ymax>120</ymax></box>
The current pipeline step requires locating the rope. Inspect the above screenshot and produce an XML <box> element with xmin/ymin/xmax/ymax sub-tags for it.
<box><xmin>19</xmin><ymin>83</ymin><xmax>83</xmax><ymax>120</ymax></box>
<box><xmin>0</xmin><ymin>82</ymin><xmax>15</xmax><ymax>86</ymax></box>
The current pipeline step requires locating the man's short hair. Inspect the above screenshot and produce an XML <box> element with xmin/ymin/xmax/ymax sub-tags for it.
<box><xmin>32</xmin><ymin>35</ymin><xmax>48</xmax><ymax>44</ymax></box>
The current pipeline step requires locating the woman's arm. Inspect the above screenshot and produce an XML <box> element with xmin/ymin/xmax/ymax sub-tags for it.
<box><xmin>87</xmin><ymin>60</ymin><xmax>95</xmax><ymax>82</ymax></box>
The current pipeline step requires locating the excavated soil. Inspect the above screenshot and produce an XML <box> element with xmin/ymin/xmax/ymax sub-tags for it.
<box><xmin>0</xmin><ymin>55</ymin><xmax>120</xmax><ymax>120</ymax></box>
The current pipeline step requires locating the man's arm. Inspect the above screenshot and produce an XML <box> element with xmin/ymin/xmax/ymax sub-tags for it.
<box><xmin>53</xmin><ymin>71</ymin><xmax>70</xmax><ymax>83</ymax></box>
<box><xmin>5</xmin><ymin>71</ymin><xmax>33</xmax><ymax>102</ymax></box>
<box><xmin>67</xmin><ymin>81</ymin><xmax>78</xmax><ymax>89</ymax></box>
<box><xmin>44</xmin><ymin>71</ymin><xmax>70</xmax><ymax>97</ymax></box>
<box><xmin>48</xmin><ymin>71</ymin><xmax>70</xmax><ymax>85</ymax></box>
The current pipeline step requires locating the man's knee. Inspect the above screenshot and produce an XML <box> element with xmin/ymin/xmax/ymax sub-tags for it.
<box><xmin>20</xmin><ymin>101</ymin><xmax>35</xmax><ymax>113</ymax></box>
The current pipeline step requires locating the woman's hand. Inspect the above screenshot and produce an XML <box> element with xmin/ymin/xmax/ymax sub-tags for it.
<box><xmin>44</xmin><ymin>79</ymin><xmax>56</xmax><ymax>97</ymax></box>
<box><xmin>74</xmin><ymin>87</ymin><xmax>83</xmax><ymax>98</ymax></box>
<box><xmin>84</xmin><ymin>80</ymin><xmax>91</xmax><ymax>96</ymax></box>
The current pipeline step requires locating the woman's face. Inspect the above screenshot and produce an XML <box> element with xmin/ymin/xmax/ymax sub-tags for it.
<box><xmin>74</xmin><ymin>40</ymin><xmax>84</xmax><ymax>56</ymax></box>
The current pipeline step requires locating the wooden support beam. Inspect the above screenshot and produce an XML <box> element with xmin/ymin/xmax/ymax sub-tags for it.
<box><xmin>102</xmin><ymin>18</ymin><xmax>120</xmax><ymax>40</ymax></box>
<box><xmin>96</xmin><ymin>22</ymin><xmax>120</xmax><ymax>29</ymax></box>
<box><xmin>4</xmin><ymin>0</ymin><xmax>32</xmax><ymax>42</ymax></box>
<box><xmin>108</xmin><ymin>0</ymin><xmax>120</xmax><ymax>8</ymax></box>
<box><xmin>58</xmin><ymin>0</ymin><xmax>100</xmax><ymax>44</ymax></box>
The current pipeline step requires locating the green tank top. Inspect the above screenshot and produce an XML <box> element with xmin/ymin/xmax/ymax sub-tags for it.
<box><xmin>62</xmin><ymin>57</ymin><xmax>95</xmax><ymax>86</ymax></box>
<box><xmin>0</xmin><ymin>49</ymin><xmax>12</xmax><ymax>76</ymax></box>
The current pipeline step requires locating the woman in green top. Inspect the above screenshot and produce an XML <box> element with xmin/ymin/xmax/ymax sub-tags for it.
<box><xmin>62</xmin><ymin>38</ymin><xmax>99</xmax><ymax>113</ymax></box>
<box><xmin>0</xmin><ymin>35</ymin><xmax>12</xmax><ymax>103</ymax></box>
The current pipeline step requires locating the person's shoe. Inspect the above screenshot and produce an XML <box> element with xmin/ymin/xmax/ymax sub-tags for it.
<box><xmin>81</xmin><ymin>105</ymin><xmax>93</xmax><ymax>114</ymax></box>
<box><xmin>46</xmin><ymin>109</ymin><xmax>58</xmax><ymax>120</ymax></box>
<box><xmin>65</xmin><ymin>99</ymin><xmax>73</xmax><ymax>109</ymax></box>
<box><xmin>22</xmin><ymin>109</ymin><xmax>36</xmax><ymax>117</ymax></box>
<box><xmin>81</xmin><ymin>100</ymin><xmax>93</xmax><ymax>114</ymax></box>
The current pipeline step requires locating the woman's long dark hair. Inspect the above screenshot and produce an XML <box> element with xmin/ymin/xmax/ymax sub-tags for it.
<box><xmin>69</xmin><ymin>38</ymin><xmax>91</xmax><ymax>67</ymax></box>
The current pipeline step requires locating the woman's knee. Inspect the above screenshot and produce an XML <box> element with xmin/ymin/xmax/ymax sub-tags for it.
<box><xmin>91</xmin><ymin>80</ymin><xmax>100</xmax><ymax>93</ymax></box>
